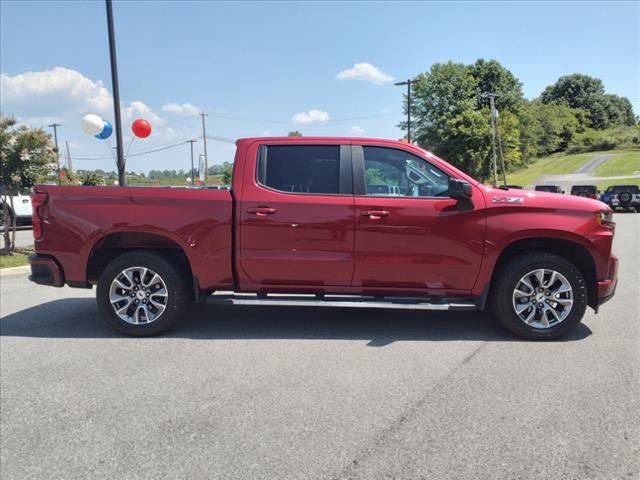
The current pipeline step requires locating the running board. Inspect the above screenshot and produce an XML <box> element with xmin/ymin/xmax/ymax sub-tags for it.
<box><xmin>207</xmin><ymin>293</ymin><xmax>477</xmax><ymax>311</ymax></box>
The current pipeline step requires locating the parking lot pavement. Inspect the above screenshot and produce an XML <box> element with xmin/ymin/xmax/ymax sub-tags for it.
<box><xmin>1</xmin><ymin>226</ymin><xmax>34</xmax><ymax>249</ymax></box>
<box><xmin>1</xmin><ymin>214</ymin><xmax>639</xmax><ymax>480</ymax></box>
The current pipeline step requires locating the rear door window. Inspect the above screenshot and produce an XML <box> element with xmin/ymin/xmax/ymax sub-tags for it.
<box><xmin>258</xmin><ymin>145</ymin><xmax>344</xmax><ymax>194</ymax></box>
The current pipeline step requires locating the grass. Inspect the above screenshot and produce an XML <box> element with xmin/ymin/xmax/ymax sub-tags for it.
<box><xmin>593</xmin><ymin>150</ymin><xmax>640</xmax><ymax>177</ymax></box>
<box><xmin>507</xmin><ymin>152</ymin><xmax>593</xmax><ymax>186</ymax></box>
<box><xmin>595</xmin><ymin>177</ymin><xmax>640</xmax><ymax>191</ymax></box>
<box><xmin>0</xmin><ymin>248</ymin><xmax>32</xmax><ymax>269</ymax></box>
<box><xmin>507</xmin><ymin>149</ymin><xmax>640</xmax><ymax>186</ymax></box>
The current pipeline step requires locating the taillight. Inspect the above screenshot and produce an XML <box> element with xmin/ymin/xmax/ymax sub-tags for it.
<box><xmin>31</xmin><ymin>192</ymin><xmax>48</xmax><ymax>241</ymax></box>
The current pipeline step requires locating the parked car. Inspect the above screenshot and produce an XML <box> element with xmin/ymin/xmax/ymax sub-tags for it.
<box><xmin>570</xmin><ymin>185</ymin><xmax>598</xmax><ymax>199</ymax></box>
<box><xmin>0</xmin><ymin>188</ymin><xmax>33</xmax><ymax>230</ymax></box>
<box><xmin>600</xmin><ymin>185</ymin><xmax>640</xmax><ymax>212</ymax></box>
<box><xmin>535</xmin><ymin>185</ymin><xmax>564</xmax><ymax>194</ymax></box>
<box><xmin>29</xmin><ymin>137</ymin><xmax>618</xmax><ymax>340</ymax></box>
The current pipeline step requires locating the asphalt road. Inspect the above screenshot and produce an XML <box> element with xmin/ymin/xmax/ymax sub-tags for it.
<box><xmin>1</xmin><ymin>214</ymin><xmax>639</xmax><ymax>480</ymax></box>
<box><xmin>572</xmin><ymin>153</ymin><xmax>616</xmax><ymax>174</ymax></box>
<box><xmin>1</xmin><ymin>226</ymin><xmax>34</xmax><ymax>249</ymax></box>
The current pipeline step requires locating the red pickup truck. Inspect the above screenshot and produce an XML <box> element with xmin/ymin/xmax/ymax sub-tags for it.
<box><xmin>29</xmin><ymin>137</ymin><xmax>618</xmax><ymax>339</ymax></box>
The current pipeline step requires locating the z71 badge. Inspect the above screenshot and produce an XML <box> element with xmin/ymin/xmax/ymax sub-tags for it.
<box><xmin>492</xmin><ymin>196</ymin><xmax>524</xmax><ymax>204</ymax></box>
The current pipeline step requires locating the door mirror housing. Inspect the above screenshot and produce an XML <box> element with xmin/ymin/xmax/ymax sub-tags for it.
<box><xmin>448</xmin><ymin>178</ymin><xmax>473</xmax><ymax>211</ymax></box>
<box><xmin>449</xmin><ymin>178</ymin><xmax>472</xmax><ymax>199</ymax></box>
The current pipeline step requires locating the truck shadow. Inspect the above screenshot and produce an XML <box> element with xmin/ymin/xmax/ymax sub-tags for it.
<box><xmin>0</xmin><ymin>298</ymin><xmax>592</xmax><ymax>346</ymax></box>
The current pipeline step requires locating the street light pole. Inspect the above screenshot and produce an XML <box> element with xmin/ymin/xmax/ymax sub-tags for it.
<box><xmin>47</xmin><ymin>123</ymin><xmax>61</xmax><ymax>184</ymax></box>
<box><xmin>186</xmin><ymin>139</ymin><xmax>197</xmax><ymax>185</ymax></box>
<box><xmin>105</xmin><ymin>0</ymin><xmax>126</xmax><ymax>187</ymax></box>
<box><xmin>394</xmin><ymin>79</ymin><xmax>413</xmax><ymax>143</ymax></box>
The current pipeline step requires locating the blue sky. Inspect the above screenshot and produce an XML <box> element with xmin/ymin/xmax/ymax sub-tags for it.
<box><xmin>1</xmin><ymin>0</ymin><xmax>639</xmax><ymax>174</ymax></box>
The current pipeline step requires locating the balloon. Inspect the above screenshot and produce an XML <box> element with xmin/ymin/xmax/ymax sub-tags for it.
<box><xmin>131</xmin><ymin>118</ymin><xmax>152</xmax><ymax>138</ymax></box>
<box><xmin>82</xmin><ymin>114</ymin><xmax>104</xmax><ymax>136</ymax></box>
<box><xmin>94</xmin><ymin>120</ymin><xmax>113</xmax><ymax>139</ymax></box>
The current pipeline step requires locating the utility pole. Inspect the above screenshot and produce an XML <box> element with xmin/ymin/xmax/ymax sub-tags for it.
<box><xmin>105</xmin><ymin>0</ymin><xmax>126</xmax><ymax>187</ymax></box>
<box><xmin>65</xmin><ymin>140</ymin><xmax>72</xmax><ymax>172</ymax></box>
<box><xmin>480</xmin><ymin>93</ymin><xmax>499</xmax><ymax>187</ymax></box>
<box><xmin>186</xmin><ymin>139</ymin><xmax>197</xmax><ymax>185</ymax></box>
<box><xmin>48</xmin><ymin>123</ymin><xmax>62</xmax><ymax>184</ymax></box>
<box><xmin>200</xmin><ymin>112</ymin><xmax>209</xmax><ymax>183</ymax></box>
<box><xmin>496</xmin><ymin>122</ymin><xmax>508</xmax><ymax>186</ymax></box>
<box><xmin>394</xmin><ymin>79</ymin><xmax>413</xmax><ymax>143</ymax></box>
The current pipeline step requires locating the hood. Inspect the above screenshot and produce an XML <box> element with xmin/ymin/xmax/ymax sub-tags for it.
<box><xmin>482</xmin><ymin>186</ymin><xmax>610</xmax><ymax>213</ymax></box>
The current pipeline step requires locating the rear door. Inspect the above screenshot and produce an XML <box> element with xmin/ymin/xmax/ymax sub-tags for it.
<box><xmin>351</xmin><ymin>145</ymin><xmax>485</xmax><ymax>293</ymax></box>
<box><xmin>237</xmin><ymin>142</ymin><xmax>355</xmax><ymax>287</ymax></box>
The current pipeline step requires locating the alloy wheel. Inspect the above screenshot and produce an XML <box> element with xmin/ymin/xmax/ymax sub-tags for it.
<box><xmin>109</xmin><ymin>266</ymin><xmax>168</xmax><ymax>324</ymax></box>
<box><xmin>512</xmin><ymin>268</ymin><xmax>574</xmax><ymax>329</ymax></box>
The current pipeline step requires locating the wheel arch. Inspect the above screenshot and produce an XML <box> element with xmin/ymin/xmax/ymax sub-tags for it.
<box><xmin>86</xmin><ymin>231</ymin><xmax>196</xmax><ymax>296</ymax></box>
<box><xmin>489</xmin><ymin>237</ymin><xmax>598</xmax><ymax>309</ymax></box>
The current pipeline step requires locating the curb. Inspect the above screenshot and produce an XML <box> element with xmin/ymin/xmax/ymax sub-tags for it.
<box><xmin>0</xmin><ymin>265</ymin><xmax>30</xmax><ymax>277</ymax></box>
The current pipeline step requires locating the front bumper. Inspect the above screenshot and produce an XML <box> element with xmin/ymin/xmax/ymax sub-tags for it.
<box><xmin>29</xmin><ymin>254</ymin><xmax>65</xmax><ymax>287</ymax></box>
<box><xmin>596</xmin><ymin>254</ymin><xmax>618</xmax><ymax>308</ymax></box>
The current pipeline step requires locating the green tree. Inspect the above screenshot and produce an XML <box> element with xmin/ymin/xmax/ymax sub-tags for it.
<box><xmin>222</xmin><ymin>162</ymin><xmax>233</xmax><ymax>184</ymax></box>
<box><xmin>602</xmin><ymin>94</ymin><xmax>636</xmax><ymax>126</ymax></box>
<box><xmin>287</xmin><ymin>131</ymin><xmax>302</xmax><ymax>137</ymax></box>
<box><xmin>0</xmin><ymin>115</ymin><xmax>55</xmax><ymax>252</ymax></box>
<box><xmin>81</xmin><ymin>171</ymin><xmax>102</xmax><ymax>186</ymax></box>
<box><xmin>539</xmin><ymin>74</ymin><xmax>628</xmax><ymax>129</ymax></box>
<box><xmin>470</xmin><ymin>59</ymin><xmax>524</xmax><ymax>112</ymax></box>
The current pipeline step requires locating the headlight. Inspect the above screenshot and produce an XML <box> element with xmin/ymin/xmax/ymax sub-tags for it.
<box><xmin>595</xmin><ymin>210</ymin><xmax>615</xmax><ymax>229</ymax></box>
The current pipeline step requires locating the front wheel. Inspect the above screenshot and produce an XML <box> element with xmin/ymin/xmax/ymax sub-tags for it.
<box><xmin>490</xmin><ymin>252</ymin><xmax>587</xmax><ymax>340</ymax></box>
<box><xmin>97</xmin><ymin>251</ymin><xmax>191</xmax><ymax>336</ymax></box>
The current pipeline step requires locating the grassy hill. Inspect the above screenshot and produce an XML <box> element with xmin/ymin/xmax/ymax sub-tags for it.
<box><xmin>506</xmin><ymin>148</ymin><xmax>640</xmax><ymax>186</ymax></box>
<box><xmin>593</xmin><ymin>150</ymin><xmax>640</xmax><ymax>177</ymax></box>
<box><xmin>505</xmin><ymin>152</ymin><xmax>593</xmax><ymax>186</ymax></box>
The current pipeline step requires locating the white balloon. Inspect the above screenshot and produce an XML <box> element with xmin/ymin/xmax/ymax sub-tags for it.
<box><xmin>82</xmin><ymin>114</ymin><xmax>104</xmax><ymax>136</ymax></box>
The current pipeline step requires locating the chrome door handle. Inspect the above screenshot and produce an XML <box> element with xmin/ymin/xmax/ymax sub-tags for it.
<box><xmin>247</xmin><ymin>207</ymin><xmax>277</xmax><ymax>216</ymax></box>
<box><xmin>361</xmin><ymin>210</ymin><xmax>389</xmax><ymax>219</ymax></box>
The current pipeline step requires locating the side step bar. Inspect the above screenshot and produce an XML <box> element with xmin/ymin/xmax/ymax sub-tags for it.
<box><xmin>207</xmin><ymin>293</ymin><xmax>477</xmax><ymax>311</ymax></box>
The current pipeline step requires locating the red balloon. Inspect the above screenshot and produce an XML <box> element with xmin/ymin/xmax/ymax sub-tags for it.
<box><xmin>131</xmin><ymin>118</ymin><xmax>152</xmax><ymax>138</ymax></box>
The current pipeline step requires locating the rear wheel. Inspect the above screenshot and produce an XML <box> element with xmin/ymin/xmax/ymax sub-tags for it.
<box><xmin>97</xmin><ymin>251</ymin><xmax>191</xmax><ymax>336</ymax></box>
<box><xmin>490</xmin><ymin>252</ymin><xmax>587</xmax><ymax>340</ymax></box>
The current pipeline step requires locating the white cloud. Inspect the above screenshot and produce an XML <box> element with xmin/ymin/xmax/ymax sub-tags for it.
<box><xmin>336</xmin><ymin>63</ymin><xmax>394</xmax><ymax>85</ymax></box>
<box><xmin>292</xmin><ymin>109</ymin><xmax>330</xmax><ymax>124</ymax></box>
<box><xmin>122</xmin><ymin>100</ymin><xmax>163</xmax><ymax>126</ymax></box>
<box><xmin>162</xmin><ymin>102</ymin><xmax>200</xmax><ymax>116</ymax></box>
<box><xmin>1</xmin><ymin>66</ymin><xmax>113</xmax><ymax>115</ymax></box>
<box><xmin>350</xmin><ymin>126</ymin><xmax>365</xmax><ymax>134</ymax></box>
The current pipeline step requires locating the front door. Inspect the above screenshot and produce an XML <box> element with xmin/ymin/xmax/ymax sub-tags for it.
<box><xmin>238</xmin><ymin>143</ymin><xmax>355</xmax><ymax>287</ymax></box>
<box><xmin>352</xmin><ymin>145</ymin><xmax>485</xmax><ymax>293</ymax></box>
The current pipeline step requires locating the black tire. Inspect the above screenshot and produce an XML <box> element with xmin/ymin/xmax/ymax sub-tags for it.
<box><xmin>96</xmin><ymin>251</ymin><xmax>191</xmax><ymax>336</ymax></box>
<box><xmin>489</xmin><ymin>252</ymin><xmax>587</xmax><ymax>340</ymax></box>
<box><xmin>618</xmin><ymin>191</ymin><xmax>632</xmax><ymax>206</ymax></box>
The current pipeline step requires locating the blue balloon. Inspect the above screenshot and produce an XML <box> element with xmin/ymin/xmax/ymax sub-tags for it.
<box><xmin>95</xmin><ymin>120</ymin><xmax>113</xmax><ymax>139</ymax></box>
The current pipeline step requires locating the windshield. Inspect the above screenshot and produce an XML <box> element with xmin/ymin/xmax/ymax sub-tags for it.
<box><xmin>571</xmin><ymin>186</ymin><xmax>596</xmax><ymax>194</ymax></box>
<box><xmin>608</xmin><ymin>185</ymin><xmax>640</xmax><ymax>194</ymax></box>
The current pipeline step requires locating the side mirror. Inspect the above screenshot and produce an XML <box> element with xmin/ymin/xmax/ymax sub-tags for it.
<box><xmin>449</xmin><ymin>178</ymin><xmax>472</xmax><ymax>199</ymax></box>
<box><xmin>449</xmin><ymin>178</ymin><xmax>473</xmax><ymax>211</ymax></box>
